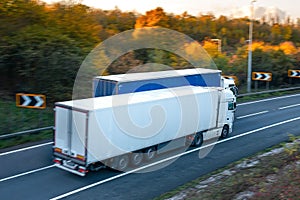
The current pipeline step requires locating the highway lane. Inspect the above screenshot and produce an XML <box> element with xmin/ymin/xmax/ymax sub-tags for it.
<box><xmin>53</xmin><ymin>116</ymin><xmax>300</xmax><ymax>200</ymax></box>
<box><xmin>0</xmin><ymin>93</ymin><xmax>299</xmax><ymax>200</ymax></box>
<box><xmin>0</xmin><ymin>142</ymin><xmax>53</xmax><ymax>180</ymax></box>
<box><xmin>236</xmin><ymin>93</ymin><xmax>300</xmax><ymax>117</ymax></box>
<box><xmin>60</xmin><ymin>123</ymin><xmax>300</xmax><ymax>200</ymax></box>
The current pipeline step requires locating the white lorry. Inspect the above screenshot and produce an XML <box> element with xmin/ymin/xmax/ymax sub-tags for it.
<box><xmin>221</xmin><ymin>76</ymin><xmax>238</xmax><ymax>97</ymax></box>
<box><xmin>53</xmin><ymin>86</ymin><xmax>235</xmax><ymax>176</ymax></box>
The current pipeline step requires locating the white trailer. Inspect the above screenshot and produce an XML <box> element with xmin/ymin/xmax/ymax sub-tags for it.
<box><xmin>53</xmin><ymin>86</ymin><xmax>235</xmax><ymax>176</ymax></box>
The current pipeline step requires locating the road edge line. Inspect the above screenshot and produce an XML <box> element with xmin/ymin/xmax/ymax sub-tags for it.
<box><xmin>0</xmin><ymin>142</ymin><xmax>53</xmax><ymax>157</ymax></box>
<box><xmin>0</xmin><ymin>165</ymin><xmax>55</xmax><ymax>183</ymax></box>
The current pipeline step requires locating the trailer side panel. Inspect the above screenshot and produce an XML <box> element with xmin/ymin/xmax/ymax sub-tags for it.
<box><xmin>86</xmin><ymin>88</ymin><xmax>219</xmax><ymax>163</ymax></box>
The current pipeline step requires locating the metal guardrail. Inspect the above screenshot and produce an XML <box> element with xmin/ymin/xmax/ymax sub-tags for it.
<box><xmin>1</xmin><ymin>86</ymin><xmax>300</xmax><ymax>140</ymax></box>
<box><xmin>0</xmin><ymin>126</ymin><xmax>53</xmax><ymax>140</ymax></box>
<box><xmin>238</xmin><ymin>86</ymin><xmax>300</xmax><ymax>97</ymax></box>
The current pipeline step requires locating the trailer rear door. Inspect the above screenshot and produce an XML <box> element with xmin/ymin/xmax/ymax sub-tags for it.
<box><xmin>55</xmin><ymin>106</ymin><xmax>87</xmax><ymax>162</ymax></box>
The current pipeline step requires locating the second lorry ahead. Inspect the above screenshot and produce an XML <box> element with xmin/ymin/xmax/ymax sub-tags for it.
<box><xmin>53</xmin><ymin>86</ymin><xmax>236</xmax><ymax>176</ymax></box>
<box><xmin>93</xmin><ymin>68</ymin><xmax>238</xmax><ymax>98</ymax></box>
<box><xmin>93</xmin><ymin>68</ymin><xmax>222</xmax><ymax>97</ymax></box>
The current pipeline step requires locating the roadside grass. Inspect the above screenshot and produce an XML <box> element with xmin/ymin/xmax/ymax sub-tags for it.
<box><xmin>0</xmin><ymin>99</ymin><xmax>54</xmax><ymax>134</ymax></box>
<box><xmin>237</xmin><ymin>89</ymin><xmax>300</xmax><ymax>103</ymax></box>
<box><xmin>0</xmin><ymin>99</ymin><xmax>54</xmax><ymax>149</ymax></box>
<box><xmin>155</xmin><ymin>136</ymin><xmax>300</xmax><ymax>200</ymax></box>
<box><xmin>0</xmin><ymin>130</ymin><xmax>53</xmax><ymax>149</ymax></box>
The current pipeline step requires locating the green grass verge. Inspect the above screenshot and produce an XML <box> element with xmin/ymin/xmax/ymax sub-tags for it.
<box><xmin>237</xmin><ymin>89</ymin><xmax>300</xmax><ymax>103</ymax></box>
<box><xmin>0</xmin><ymin>99</ymin><xmax>54</xmax><ymax>134</ymax></box>
<box><xmin>0</xmin><ymin>99</ymin><xmax>54</xmax><ymax>149</ymax></box>
<box><xmin>0</xmin><ymin>130</ymin><xmax>53</xmax><ymax>149</ymax></box>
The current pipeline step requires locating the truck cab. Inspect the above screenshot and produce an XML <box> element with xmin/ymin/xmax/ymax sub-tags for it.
<box><xmin>221</xmin><ymin>76</ymin><xmax>238</xmax><ymax>97</ymax></box>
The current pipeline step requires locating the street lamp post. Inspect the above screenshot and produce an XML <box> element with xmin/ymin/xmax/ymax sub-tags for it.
<box><xmin>247</xmin><ymin>0</ymin><xmax>256</xmax><ymax>93</ymax></box>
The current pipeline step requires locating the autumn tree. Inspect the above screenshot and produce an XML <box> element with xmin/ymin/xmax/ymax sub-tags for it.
<box><xmin>0</xmin><ymin>0</ymin><xmax>102</xmax><ymax>101</ymax></box>
<box><xmin>1</xmin><ymin>2</ymin><xmax>300</xmax><ymax>100</ymax></box>
<box><xmin>135</xmin><ymin>7</ymin><xmax>170</xmax><ymax>28</ymax></box>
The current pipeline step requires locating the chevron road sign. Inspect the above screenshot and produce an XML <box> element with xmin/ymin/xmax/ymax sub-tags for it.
<box><xmin>16</xmin><ymin>93</ymin><xmax>46</xmax><ymax>109</ymax></box>
<box><xmin>288</xmin><ymin>70</ymin><xmax>300</xmax><ymax>78</ymax></box>
<box><xmin>252</xmin><ymin>72</ymin><xmax>272</xmax><ymax>82</ymax></box>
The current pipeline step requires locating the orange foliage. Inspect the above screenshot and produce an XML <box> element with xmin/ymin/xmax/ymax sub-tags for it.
<box><xmin>279</xmin><ymin>42</ymin><xmax>297</xmax><ymax>55</ymax></box>
<box><xmin>135</xmin><ymin>7</ymin><xmax>169</xmax><ymax>28</ymax></box>
<box><xmin>202</xmin><ymin>41</ymin><xmax>219</xmax><ymax>56</ymax></box>
<box><xmin>251</xmin><ymin>41</ymin><xmax>297</xmax><ymax>55</ymax></box>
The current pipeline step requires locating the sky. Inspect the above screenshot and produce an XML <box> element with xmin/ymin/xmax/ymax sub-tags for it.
<box><xmin>43</xmin><ymin>0</ymin><xmax>300</xmax><ymax>20</ymax></box>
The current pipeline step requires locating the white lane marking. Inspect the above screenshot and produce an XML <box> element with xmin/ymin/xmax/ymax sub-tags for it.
<box><xmin>279</xmin><ymin>103</ymin><xmax>300</xmax><ymax>110</ymax></box>
<box><xmin>238</xmin><ymin>93</ymin><xmax>300</xmax><ymax>106</ymax></box>
<box><xmin>0</xmin><ymin>165</ymin><xmax>55</xmax><ymax>183</ymax></box>
<box><xmin>237</xmin><ymin>110</ymin><xmax>269</xmax><ymax>119</ymax></box>
<box><xmin>0</xmin><ymin>142</ymin><xmax>53</xmax><ymax>157</ymax></box>
<box><xmin>50</xmin><ymin>116</ymin><xmax>300</xmax><ymax>200</ymax></box>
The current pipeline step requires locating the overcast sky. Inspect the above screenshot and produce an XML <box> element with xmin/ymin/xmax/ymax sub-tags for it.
<box><xmin>43</xmin><ymin>0</ymin><xmax>300</xmax><ymax>20</ymax></box>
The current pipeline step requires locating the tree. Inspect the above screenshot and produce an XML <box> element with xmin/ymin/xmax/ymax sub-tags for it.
<box><xmin>271</xmin><ymin>23</ymin><xmax>282</xmax><ymax>44</ymax></box>
<box><xmin>282</xmin><ymin>25</ymin><xmax>292</xmax><ymax>41</ymax></box>
<box><xmin>279</xmin><ymin>41</ymin><xmax>297</xmax><ymax>55</ymax></box>
<box><xmin>9</xmin><ymin>25</ymin><xmax>84</xmax><ymax>101</ymax></box>
<box><xmin>202</xmin><ymin>40</ymin><xmax>219</xmax><ymax>57</ymax></box>
<box><xmin>0</xmin><ymin>0</ymin><xmax>102</xmax><ymax>101</ymax></box>
<box><xmin>135</xmin><ymin>7</ymin><xmax>170</xmax><ymax>28</ymax></box>
<box><xmin>48</xmin><ymin>2</ymin><xmax>101</xmax><ymax>51</ymax></box>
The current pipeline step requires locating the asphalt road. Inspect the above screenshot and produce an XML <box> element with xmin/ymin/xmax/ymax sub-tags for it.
<box><xmin>0</xmin><ymin>93</ymin><xmax>300</xmax><ymax>200</ymax></box>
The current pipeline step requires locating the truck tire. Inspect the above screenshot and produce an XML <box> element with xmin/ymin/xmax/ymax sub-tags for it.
<box><xmin>89</xmin><ymin>162</ymin><xmax>105</xmax><ymax>172</ymax></box>
<box><xmin>220</xmin><ymin>125</ymin><xmax>229</xmax><ymax>139</ymax></box>
<box><xmin>116</xmin><ymin>154</ymin><xmax>130</xmax><ymax>171</ymax></box>
<box><xmin>144</xmin><ymin>146</ymin><xmax>156</xmax><ymax>161</ymax></box>
<box><xmin>131</xmin><ymin>152</ymin><xmax>143</xmax><ymax>166</ymax></box>
<box><xmin>192</xmin><ymin>133</ymin><xmax>203</xmax><ymax>147</ymax></box>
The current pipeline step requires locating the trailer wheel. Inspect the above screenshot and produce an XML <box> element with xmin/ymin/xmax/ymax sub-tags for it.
<box><xmin>220</xmin><ymin>125</ymin><xmax>229</xmax><ymax>139</ymax></box>
<box><xmin>131</xmin><ymin>152</ymin><xmax>143</xmax><ymax>166</ymax></box>
<box><xmin>192</xmin><ymin>133</ymin><xmax>203</xmax><ymax>147</ymax></box>
<box><xmin>89</xmin><ymin>162</ymin><xmax>105</xmax><ymax>172</ymax></box>
<box><xmin>144</xmin><ymin>146</ymin><xmax>156</xmax><ymax>161</ymax></box>
<box><xmin>116</xmin><ymin>154</ymin><xmax>130</xmax><ymax>171</ymax></box>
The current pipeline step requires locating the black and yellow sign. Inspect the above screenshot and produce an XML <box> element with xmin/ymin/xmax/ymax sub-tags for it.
<box><xmin>16</xmin><ymin>93</ymin><xmax>46</xmax><ymax>109</ymax></box>
<box><xmin>252</xmin><ymin>72</ymin><xmax>272</xmax><ymax>82</ymax></box>
<box><xmin>288</xmin><ymin>70</ymin><xmax>300</xmax><ymax>78</ymax></box>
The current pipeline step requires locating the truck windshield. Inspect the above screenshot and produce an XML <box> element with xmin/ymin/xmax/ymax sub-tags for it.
<box><xmin>228</xmin><ymin>102</ymin><xmax>236</xmax><ymax>110</ymax></box>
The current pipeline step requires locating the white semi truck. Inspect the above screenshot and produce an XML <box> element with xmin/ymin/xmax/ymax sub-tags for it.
<box><xmin>53</xmin><ymin>86</ymin><xmax>235</xmax><ymax>176</ymax></box>
<box><xmin>221</xmin><ymin>76</ymin><xmax>238</xmax><ymax>97</ymax></box>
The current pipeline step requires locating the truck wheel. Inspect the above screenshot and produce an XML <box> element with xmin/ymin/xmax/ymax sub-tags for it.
<box><xmin>220</xmin><ymin>125</ymin><xmax>229</xmax><ymax>139</ymax></box>
<box><xmin>89</xmin><ymin>162</ymin><xmax>105</xmax><ymax>171</ymax></box>
<box><xmin>116</xmin><ymin>154</ymin><xmax>129</xmax><ymax>171</ymax></box>
<box><xmin>131</xmin><ymin>152</ymin><xmax>143</xmax><ymax>166</ymax></box>
<box><xmin>193</xmin><ymin>133</ymin><xmax>203</xmax><ymax>147</ymax></box>
<box><xmin>144</xmin><ymin>146</ymin><xmax>156</xmax><ymax>161</ymax></box>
